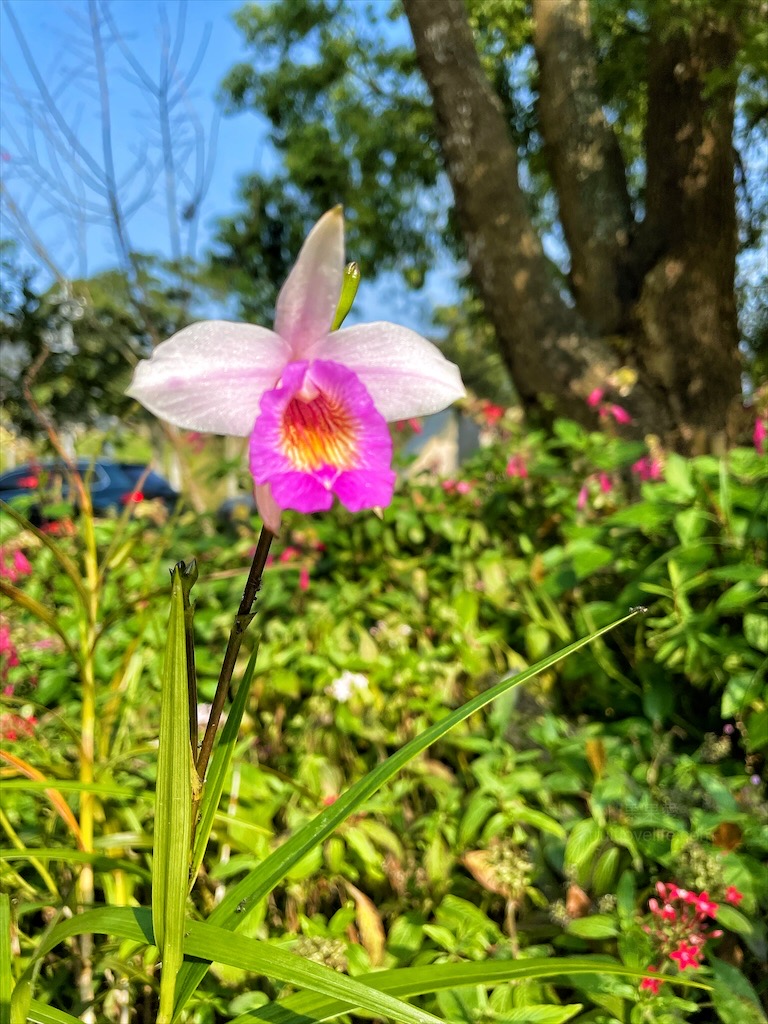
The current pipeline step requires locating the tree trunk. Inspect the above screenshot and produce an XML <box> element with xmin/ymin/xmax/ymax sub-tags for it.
<box><xmin>634</xmin><ymin>4</ymin><xmax>743</xmax><ymax>452</ymax></box>
<box><xmin>403</xmin><ymin>0</ymin><xmax>744</xmax><ymax>452</ymax></box>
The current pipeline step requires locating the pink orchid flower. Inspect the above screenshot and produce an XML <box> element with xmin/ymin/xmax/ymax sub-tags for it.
<box><xmin>128</xmin><ymin>208</ymin><xmax>464</xmax><ymax>532</ymax></box>
<box><xmin>754</xmin><ymin>417</ymin><xmax>767</xmax><ymax>454</ymax></box>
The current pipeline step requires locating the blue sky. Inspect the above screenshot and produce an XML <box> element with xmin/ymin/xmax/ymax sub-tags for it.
<box><xmin>0</xmin><ymin>0</ymin><xmax>454</xmax><ymax>330</ymax></box>
<box><xmin>1</xmin><ymin>0</ymin><xmax>265</xmax><ymax>275</ymax></box>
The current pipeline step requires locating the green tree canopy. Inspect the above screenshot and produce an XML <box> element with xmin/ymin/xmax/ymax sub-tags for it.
<box><xmin>216</xmin><ymin>0</ymin><xmax>767</xmax><ymax>451</ymax></box>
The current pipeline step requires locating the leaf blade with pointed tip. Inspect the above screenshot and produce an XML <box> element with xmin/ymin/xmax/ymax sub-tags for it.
<box><xmin>153</xmin><ymin>563</ymin><xmax>194</xmax><ymax>1019</ymax></box>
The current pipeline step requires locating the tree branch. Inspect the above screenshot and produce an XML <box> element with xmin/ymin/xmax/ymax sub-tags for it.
<box><xmin>532</xmin><ymin>0</ymin><xmax>635</xmax><ymax>332</ymax></box>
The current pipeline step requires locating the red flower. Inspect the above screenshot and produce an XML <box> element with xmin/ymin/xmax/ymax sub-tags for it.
<box><xmin>482</xmin><ymin>402</ymin><xmax>505</xmax><ymax>426</ymax></box>
<box><xmin>505</xmin><ymin>454</ymin><xmax>528</xmax><ymax>479</ymax></box>
<box><xmin>0</xmin><ymin>712</ymin><xmax>37</xmax><ymax>741</ymax></box>
<box><xmin>724</xmin><ymin>886</ymin><xmax>743</xmax><ymax>906</ymax></box>
<box><xmin>686</xmin><ymin>891</ymin><xmax>718</xmax><ymax>917</ymax></box>
<box><xmin>640</xmin><ymin>966</ymin><xmax>663</xmax><ymax>995</ymax></box>
<box><xmin>669</xmin><ymin>941</ymin><xmax>701</xmax><ymax>970</ymax></box>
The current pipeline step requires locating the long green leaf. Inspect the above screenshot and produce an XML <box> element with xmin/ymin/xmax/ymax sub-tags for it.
<box><xmin>153</xmin><ymin>563</ymin><xmax>195</xmax><ymax>1022</ymax></box>
<box><xmin>15</xmin><ymin>907</ymin><xmax>447</xmax><ymax>1024</ymax></box>
<box><xmin>14</xmin><ymin>906</ymin><xmax>708</xmax><ymax>1024</ymax></box>
<box><xmin>27</xmin><ymin>1002</ymin><xmax>83</xmax><ymax>1024</ymax></box>
<box><xmin>190</xmin><ymin>644</ymin><xmax>260</xmax><ymax>887</ymax></box>
<box><xmin>0</xmin><ymin>892</ymin><xmax>11</xmax><ymax>1024</ymax></box>
<box><xmin>0</xmin><ymin>849</ymin><xmax>150</xmax><ymax>880</ymax></box>
<box><xmin>175</xmin><ymin>609</ymin><xmax>642</xmax><ymax>1014</ymax></box>
<box><xmin>230</xmin><ymin>956</ymin><xmax>712</xmax><ymax>1024</ymax></box>
<box><xmin>0</xmin><ymin>780</ymin><xmax>134</xmax><ymax>797</ymax></box>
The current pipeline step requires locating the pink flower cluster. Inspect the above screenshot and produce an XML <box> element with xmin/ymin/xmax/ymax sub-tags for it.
<box><xmin>505</xmin><ymin>454</ymin><xmax>528</xmax><ymax>479</ymax></box>
<box><xmin>587</xmin><ymin>388</ymin><xmax>632</xmax><ymax>426</ymax></box>
<box><xmin>0</xmin><ymin>546</ymin><xmax>32</xmax><ymax>583</ymax></box>
<box><xmin>0</xmin><ymin>624</ymin><xmax>20</xmax><ymax>682</ymax></box>
<box><xmin>0</xmin><ymin>710</ymin><xmax>38</xmax><ymax>741</ymax></box>
<box><xmin>441</xmin><ymin>479</ymin><xmax>473</xmax><ymax>495</ymax></box>
<box><xmin>640</xmin><ymin>881</ymin><xmax>742</xmax><ymax>995</ymax></box>
<box><xmin>1</xmin><ymin>623</ymin><xmax>38</xmax><ymax>741</ymax></box>
<box><xmin>755</xmin><ymin>417</ymin><xmax>767</xmax><ymax>455</ymax></box>
<box><xmin>577</xmin><ymin>471</ymin><xmax>613</xmax><ymax>511</ymax></box>
<box><xmin>262</xmin><ymin>538</ymin><xmax>322</xmax><ymax>592</ymax></box>
<box><xmin>631</xmin><ymin>456</ymin><xmax>663</xmax><ymax>482</ymax></box>
<box><xmin>394</xmin><ymin>417</ymin><xmax>424</xmax><ymax>434</ymax></box>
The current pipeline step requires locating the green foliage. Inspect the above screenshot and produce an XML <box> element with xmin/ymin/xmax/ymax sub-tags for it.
<box><xmin>213</xmin><ymin>0</ymin><xmax>444</xmax><ymax>321</ymax></box>
<box><xmin>1</xmin><ymin>418</ymin><xmax>766</xmax><ymax>1020</ymax></box>
<box><xmin>0</xmin><ymin>247</ymin><xmax>211</xmax><ymax>438</ymax></box>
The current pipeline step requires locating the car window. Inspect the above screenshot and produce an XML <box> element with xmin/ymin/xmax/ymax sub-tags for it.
<box><xmin>83</xmin><ymin>464</ymin><xmax>109</xmax><ymax>491</ymax></box>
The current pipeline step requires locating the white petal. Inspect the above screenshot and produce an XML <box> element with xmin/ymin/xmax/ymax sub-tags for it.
<box><xmin>274</xmin><ymin>207</ymin><xmax>345</xmax><ymax>356</ymax></box>
<box><xmin>127</xmin><ymin>321</ymin><xmax>290</xmax><ymax>436</ymax></box>
<box><xmin>310</xmin><ymin>323</ymin><xmax>466</xmax><ymax>421</ymax></box>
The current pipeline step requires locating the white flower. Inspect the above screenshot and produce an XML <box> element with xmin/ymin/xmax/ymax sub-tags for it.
<box><xmin>326</xmin><ymin>670</ymin><xmax>369</xmax><ymax>702</ymax></box>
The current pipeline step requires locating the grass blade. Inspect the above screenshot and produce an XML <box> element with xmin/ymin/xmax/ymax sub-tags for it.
<box><xmin>0</xmin><ymin>751</ymin><xmax>84</xmax><ymax>847</ymax></box>
<box><xmin>0</xmin><ymin>499</ymin><xmax>89</xmax><ymax>608</ymax></box>
<box><xmin>27</xmin><ymin>1002</ymin><xmax>83</xmax><ymax>1024</ymax></box>
<box><xmin>15</xmin><ymin>908</ymin><xmax>447</xmax><ymax>1024</ymax></box>
<box><xmin>153</xmin><ymin>562</ymin><xmax>195</xmax><ymax>1022</ymax></box>
<box><xmin>229</xmin><ymin>956</ymin><xmax>712</xmax><ymax>1023</ymax></box>
<box><xmin>0</xmin><ymin>892</ymin><xmax>11</xmax><ymax>1024</ymax></box>
<box><xmin>0</xmin><ymin>580</ymin><xmax>78</xmax><ymax>661</ymax></box>
<box><xmin>14</xmin><ymin>907</ymin><xmax>708</xmax><ymax>1024</ymax></box>
<box><xmin>173</xmin><ymin>609</ymin><xmax>643</xmax><ymax>1014</ymax></box>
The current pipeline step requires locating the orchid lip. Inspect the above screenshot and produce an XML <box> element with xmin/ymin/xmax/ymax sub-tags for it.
<box><xmin>250</xmin><ymin>359</ymin><xmax>395</xmax><ymax>519</ymax></box>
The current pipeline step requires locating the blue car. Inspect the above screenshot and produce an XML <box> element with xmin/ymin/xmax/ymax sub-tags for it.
<box><xmin>0</xmin><ymin>460</ymin><xmax>179</xmax><ymax>522</ymax></box>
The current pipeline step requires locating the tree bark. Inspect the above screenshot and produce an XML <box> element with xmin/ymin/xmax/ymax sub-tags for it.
<box><xmin>402</xmin><ymin>0</ymin><xmax>628</xmax><ymax>425</ymax></box>
<box><xmin>634</xmin><ymin>4</ymin><xmax>742</xmax><ymax>452</ymax></box>
<box><xmin>532</xmin><ymin>0</ymin><xmax>634</xmax><ymax>334</ymax></box>
<box><xmin>403</xmin><ymin>0</ymin><xmax>745</xmax><ymax>452</ymax></box>
<box><xmin>402</xmin><ymin>0</ymin><xmax>675</xmax><ymax>436</ymax></box>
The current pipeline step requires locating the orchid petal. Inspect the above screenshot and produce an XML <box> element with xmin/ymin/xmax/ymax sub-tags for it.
<box><xmin>310</xmin><ymin>322</ymin><xmax>465</xmax><ymax>421</ymax></box>
<box><xmin>127</xmin><ymin>321</ymin><xmax>290</xmax><ymax>436</ymax></box>
<box><xmin>254</xmin><ymin>483</ymin><xmax>283</xmax><ymax>534</ymax></box>
<box><xmin>268</xmin><ymin>472</ymin><xmax>335</xmax><ymax>515</ymax></box>
<box><xmin>274</xmin><ymin>207</ymin><xmax>345</xmax><ymax>357</ymax></box>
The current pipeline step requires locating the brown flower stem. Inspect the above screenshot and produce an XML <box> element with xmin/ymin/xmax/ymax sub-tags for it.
<box><xmin>195</xmin><ymin>526</ymin><xmax>274</xmax><ymax>784</ymax></box>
